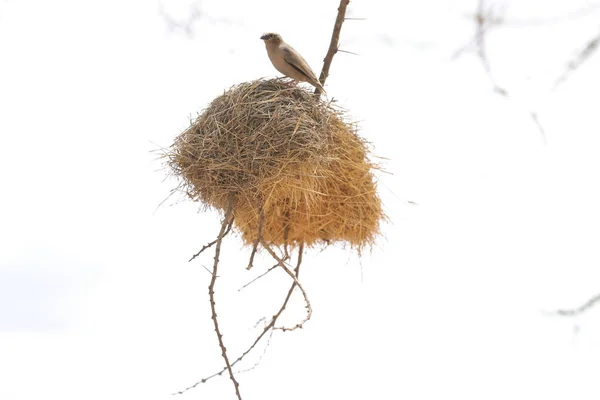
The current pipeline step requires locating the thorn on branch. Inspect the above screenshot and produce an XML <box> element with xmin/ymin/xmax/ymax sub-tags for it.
<box><xmin>315</xmin><ymin>0</ymin><xmax>350</xmax><ymax>96</ymax></box>
<box><xmin>338</xmin><ymin>49</ymin><xmax>359</xmax><ymax>56</ymax></box>
<box><xmin>202</xmin><ymin>264</ymin><xmax>216</xmax><ymax>276</ymax></box>
<box><xmin>189</xmin><ymin>218</ymin><xmax>233</xmax><ymax>262</ymax></box>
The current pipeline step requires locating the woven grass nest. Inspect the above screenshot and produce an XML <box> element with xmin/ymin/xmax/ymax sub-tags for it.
<box><xmin>167</xmin><ymin>78</ymin><xmax>383</xmax><ymax>250</ymax></box>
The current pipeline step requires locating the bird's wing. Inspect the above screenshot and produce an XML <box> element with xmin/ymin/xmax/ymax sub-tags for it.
<box><xmin>281</xmin><ymin>45</ymin><xmax>319</xmax><ymax>83</ymax></box>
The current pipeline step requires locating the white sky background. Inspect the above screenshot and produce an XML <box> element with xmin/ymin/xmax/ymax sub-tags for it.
<box><xmin>1</xmin><ymin>0</ymin><xmax>600</xmax><ymax>398</ymax></box>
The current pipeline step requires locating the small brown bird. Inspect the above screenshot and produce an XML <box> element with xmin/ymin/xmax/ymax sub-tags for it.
<box><xmin>260</xmin><ymin>32</ymin><xmax>326</xmax><ymax>93</ymax></box>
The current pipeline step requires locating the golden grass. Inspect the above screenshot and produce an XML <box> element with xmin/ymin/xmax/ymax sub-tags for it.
<box><xmin>166</xmin><ymin>78</ymin><xmax>383</xmax><ymax>250</ymax></box>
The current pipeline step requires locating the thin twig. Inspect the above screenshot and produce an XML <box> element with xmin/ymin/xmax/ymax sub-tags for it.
<box><xmin>275</xmin><ymin>242</ymin><xmax>306</xmax><ymax>331</ymax></box>
<box><xmin>529</xmin><ymin>112</ymin><xmax>546</xmax><ymax>144</ymax></box>
<box><xmin>552</xmin><ymin>293</ymin><xmax>600</xmax><ymax>316</ymax></box>
<box><xmin>189</xmin><ymin>219</ymin><xmax>233</xmax><ymax>262</ymax></box>
<box><xmin>253</xmin><ymin>317</ymin><xmax>266</xmax><ymax>329</ymax></box>
<box><xmin>261</xmin><ymin>241</ymin><xmax>312</xmax><ymax>331</ymax></box>
<box><xmin>466</xmin><ymin>0</ymin><xmax>546</xmax><ymax>142</ymax></box>
<box><xmin>175</xmin><ymin>244</ymin><xmax>306</xmax><ymax>395</ymax></box>
<box><xmin>247</xmin><ymin>208</ymin><xmax>264</xmax><ymax>270</ymax></box>
<box><xmin>207</xmin><ymin>199</ymin><xmax>242</xmax><ymax>400</ymax></box>
<box><xmin>315</xmin><ymin>0</ymin><xmax>350</xmax><ymax>95</ymax></box>
<box><xmin>234</xmin><ymin>330</ymin><xmax>275</xmax><ymax>375</ymax></box>
<box><xmin>475</xmin><ymin>0</ymin><xmax>507</xmax><ymax>96</ymax></box>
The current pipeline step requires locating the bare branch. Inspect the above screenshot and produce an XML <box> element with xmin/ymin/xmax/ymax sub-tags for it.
<box><xmin>261</xmin><ymin>242</ymin><xmax>311</xmax><ymax>331</ymax></box>
<box><xmin>529</xmin><ymin>112</ymin><xmax>546</xmax><ymax>144</ymax></box>
<box><xmin>207</xmin><ymin>199</ymin><xmax>242</xmax><ymax>400</ymax></box>
<box><xmin>552</xmin><ymin>293</ymin><xmax>600</xmax><ymax>317</ymax></box>
<box><xmin>189</xmin><ymin>218</ymin><xmax>233</xmax><ymax>262</ymax></box>
<box><xmin>338</xmin><ymin>49</ymin><xmax>360</xmax><ymax>56</ymax></box>
<box><xmin>553</xmin><ymin>32</ymin><xmax>600</xmax><ymax>89</ymax></box>
<box><xmin>274</xmin><ymin>243</ymin><xmax>307</xmax><ymax>331</ymax></box>
<box><xmin>315</xmin><ymin>0</ymin><xmax>351</xmax><ymax>95</ymax></box>
<box><xmin>456</xmin><ymin>0</ymin><xmax>546</xmax><ymax>142</ymax></box>
<box><xmin>456</xmin><ymin>0</ymin><xmax>598</xmax><ymax>141</ymax></box>
<box><xmin>175</xmin><ymin>244</ymin><xmax>307</xmax><ymax>394</ymax></box>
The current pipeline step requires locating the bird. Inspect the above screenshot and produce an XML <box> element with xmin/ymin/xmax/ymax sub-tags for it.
<box><xmin>260</xmin><ymin>32</ymin><xmax>326</xmax><ymax>93</ymax></box>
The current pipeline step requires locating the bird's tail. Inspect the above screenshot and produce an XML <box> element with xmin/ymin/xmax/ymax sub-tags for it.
<box><xmin>312</xmin><ymin>79</ymin><xmax>326</xmax><ymax>94</ymax></box>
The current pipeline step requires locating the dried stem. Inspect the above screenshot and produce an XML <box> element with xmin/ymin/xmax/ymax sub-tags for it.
<box><xmin>207</xmin><ymin>199</ymin><xmax>242</xmax><ymax>400</ymax></box>
<box><xmin>315</xmin><ymin>0</ymin><xmax>350</xmax><ymax>95</ymax></box>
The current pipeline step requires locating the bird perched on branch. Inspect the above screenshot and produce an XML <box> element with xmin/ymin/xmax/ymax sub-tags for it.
<box><xmin>260</xmin><ymin>32</ymin><xmax>326</xmax><ymax>93</ymax></box>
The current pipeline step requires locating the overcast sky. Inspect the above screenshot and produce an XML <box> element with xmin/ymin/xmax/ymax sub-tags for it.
<box><xmin>1</xmin><ymin>0</ymin><xmax>600</xmax><ymax>399</ymax></box>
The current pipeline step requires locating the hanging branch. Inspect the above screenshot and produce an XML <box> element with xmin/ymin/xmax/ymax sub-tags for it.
<box><xmin>174</xmin><ymin>243</ymin><xmax>306</xmax><ymax>395</ymax></box>
<box><xmin>261</xmin><ymin>241</ymin><xmax>312</xmax><ymax>330</ymax></box>
<box><xmin>315</xmin><ymin>0</ymin><xmax>350</xmax><ymax>95</ymax></box>
<box><xmin>207</xmin><ymin>199</ymin><xmax>242</xmax><ymax>400</ymax></box>
<box><xmin>273</xmin><ymin>243</ymin><xmax>308</xmax><ymax>331</ymax></box>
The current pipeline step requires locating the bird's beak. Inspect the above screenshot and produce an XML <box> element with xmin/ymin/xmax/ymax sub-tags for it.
<box><xmin>260</xmin><ymin>34</ymin><xmax>268</xmax><ymax>40</ymax></box>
